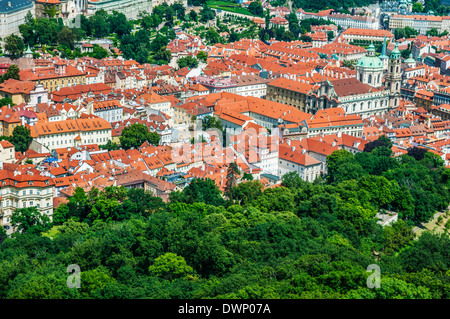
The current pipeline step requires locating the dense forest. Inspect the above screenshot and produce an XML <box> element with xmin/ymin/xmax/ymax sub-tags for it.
<box><xmin>0</xmin><ymin>138</ymin><xmax>449</xmax><ymax>299</ymax></box>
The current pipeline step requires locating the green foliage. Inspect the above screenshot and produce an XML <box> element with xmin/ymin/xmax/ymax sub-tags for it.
<box><xmin>203</xmin><ymin>28</ymin><xmax>222</xmax><ymax>45</ymax></box>
<box><xmin>0</xmin><ymin>97</ymin><xmax>13</xmax><ymax>107</ymax></box>
<box><xmin>248</xmin><ymin>1</ymin><xmax>264</xmax><ymax>17</ymax></box>
<box><xmin>80</xmin><ymin>267</ymin><xmax>116</xmax><ymax>297</ymax></box>
<box><xmin>0</xmin><ymin>64</ymin><xmax>20</xmax><ymax>84</ymax></box>
<box><xmin>153</xmin><ymin>47</ymin><xmax>172</xmax><ymax>65</ymax></box>
<box><xmin>196</xmin><ymin>51</ymin><xmax>208</xmax><ymax>63</ymax></box>
<box><xmin>230</xmin><ymin>180</ymin><xmax>263</xmax><ymax>206</ymax></box>
<box><xmin>57</xmin><ymin>27</ymin><xmax>75</xmax><ymax>50</ymax></box>
<box><xmin>0</xmin><ymin>130</ymin><xmax>448</xmax><ymax>299</ymax></box>
<box><xmin>242</xmin><ymin>172</ymin><xmax>253</xmax><ymax>181</ymax></box>
<box><xmin>3</xmin><ymin>125</ymin><xmax>33</xmax><ymax>153</ymax></box>
<box><xmin>426</xmin><ymin>27</ymin><xmax>448</xmax><ymax>37</ymax></box>
<box><xmin>189</xmin><ymin>10</ymin><xmax>198</xmax><ymax>22</ymax></box>
<box><xmin>89</xmin><ymin>45</ymin><xmax>109</xmax><ymax>60</ymax></box>
<box><xmin>412</xmin><ymin>2</ymin><xmax>424</xmax><ymax>12</ymax></box>
<box><xmin>4</xmin><ymin>35</ymin><xmax>24</xmax><ymax>60</ymax></box>
<box><xmin>120</xmin><ymin>123</ymin><xmax>160</xmax><ymax>150</ymax></box>
<box><xmin>394</xmin><ymin>26</ymin><xmax>419</xmax><ymax>40</ymax></box>
<box><xmin>52</xmin><ymin>186</ymin><xmax>164</xmax><ymax>225</ymax></box>
<box><xmin>107</xmin><ymin>11</ymin><xmax>133</xmax><ymax>37</ymax></box>
<box><xmin>148</xmin><ymin>253</ymin><xmax>194</xmax><ymax>280</ymax></box>
<box><xmin>400</xmin><ymin>232</ymin><xmax>450</xmax><ymax>273</ymax></box>
<box><xmin>10</xmin><ymin>207</ymin><xmax>51</xmax><ymax>236</ymax></box>
<box><xmin>201</xmin><ymin>115</ymin><xmax>223</xmax><ymax>131</ymax></box>
<box><xmin>99</xmin><ymin>140</ymin><xmax>120</xmax><ymax>151</ymax></box>
<box><xmin>424</xmin><ymin>0</ymin><xmax>450</xmax><ymax>15</ymax></box>
<box><xmin>177</xmin><ymin>56</ymin><xmax>199</xmax><ymax>69</ymax></box>
<box><xmin>225</xmin><ymin>162</ymin><xmax>240</xmax><ymax>200</ymax></box>
<box><xmin>200</xmin><ymin>4</ymin><xmax>216</xmax><ymax>23</ymax></box>
<box><xmin>120</xmin><ymin>29</ymin><xmax>152</xmax><ymax>64</ymax></box>
<box><xmin>170</xmin><ymin>178</ymin><xmax>226</xmax><ymax>207</ymax></box>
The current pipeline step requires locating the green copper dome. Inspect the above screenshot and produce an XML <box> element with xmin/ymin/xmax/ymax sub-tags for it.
<box><xmin>405</xmin><ymin>53</ymin><xmax>415</xmax><ymax>64</ymax></box>
<box><xmin>390</xmin><ymin>42</ymin><xmax>401</xmax><ymax>60</ymax></box>
<box><xmin>357</xmin><ymin>44</ymin><xmax>383</xmax><ymax>68</ymax></box>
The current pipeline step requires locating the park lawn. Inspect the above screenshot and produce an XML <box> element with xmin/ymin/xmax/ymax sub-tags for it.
<box><xmin>207</xmin><ymin>1</ymin><xmax>253</xmax><ymax>16</ymax></box>
<box><xmin>415</xmin><ymin>211</ymin><xmax>450</xmax><ymax>237</ymax></box>
<box><xmin>42</xmin><ymin>225</ymin><xmax>62</xmax><ymax>239</ymax></box>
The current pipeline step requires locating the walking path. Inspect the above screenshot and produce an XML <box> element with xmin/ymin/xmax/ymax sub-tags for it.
<box><xmin>412</xmin><ymin>205</ymin><xmax>450</xmax><ymax>236</ymax></box>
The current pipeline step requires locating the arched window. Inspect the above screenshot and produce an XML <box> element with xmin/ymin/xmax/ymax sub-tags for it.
<box><xmin>377</xmin><ymin>74</ymin><xmax>381</xmax><ymax>84</ymax></box>
<box><xmin>396</xmin><ymin>83</ymin><xmax>399</xmax><ymax>91</ymax></box>
<box><xmin>368</xmin><ymin>74</ymin><xmax>372</xmax><ymax>83</ymax></box>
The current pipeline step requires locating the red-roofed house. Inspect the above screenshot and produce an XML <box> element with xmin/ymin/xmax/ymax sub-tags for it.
<box><xmin>278</xmin><ymin>139</ymin><xmax>323</xmax><ymax>182</ymax></box>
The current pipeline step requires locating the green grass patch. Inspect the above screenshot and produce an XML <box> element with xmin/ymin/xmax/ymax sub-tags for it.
<box><xmin>207</xmin><ymin>1</ymin><xmax>253</xmax><ymax>16</ymax></box>
<box><xmin>42</xmin><ymin>225</ymin><xmax>62</xmax><ymax>239</ymax></box>
<box><xmin>415</xmin><ymin>211</ymin><xmax>450</xmax><ymax>237</ymax></box>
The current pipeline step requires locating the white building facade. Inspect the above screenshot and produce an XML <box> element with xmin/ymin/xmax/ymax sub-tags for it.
<box><xmin>0</xmin><ymin>0</ymin><xmax>34</xmax><ymax>46</ymax></box>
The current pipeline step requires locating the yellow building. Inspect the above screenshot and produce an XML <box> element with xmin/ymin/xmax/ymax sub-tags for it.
<box><xmin>0</xmin><ymin>106</ymin><xmax>21</xmax><ymax>137</ymax></box>
<box><xmin>20</xmin><ymin>62</ymin><xmax>86</xmax><ymax>93</ymax></box>
<box><xmin>0</xmin><ymin>79</ymin><xmax>36</xmax><ymax>106</ymax></box>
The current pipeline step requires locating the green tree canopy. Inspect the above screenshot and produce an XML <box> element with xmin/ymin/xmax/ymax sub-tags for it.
<box><xmin>248</xmin><ymin>1</ymin><xmax>264</xmax><ymax>17</ymax></box>
<box><xmin>4</xmin><ymin>35</ymin><xmax>25</xmax><ymax>60</ymax></box>
<box><xmin>0</xmin><ymin>65</ymin><xmax>20</xmax><ymax>84</ymax></box>
<box><xmin>8</xmin><ymin>125</ymin><xmax>33</xmax><ymax>153</ymax></box>
<box><xmin>148</xmin><ymin>253</ymin><xmax>194</xmax><ymax>280</ymax></box>
<box><xmin>57</xmin><ymin>27</ymin><xmax>75</xmax><ymax>50</ymax></box>
<box><xmin>412</xmin><ymin>2</ymin><xmax>424</xmax><ymax>12</ymax></box>
<box><xmin>119</xmin><ymin>123</ymin><xmax>161</xmax><ymax>150</ymax></box>
<box><xmin>177</xmin><ymin>56</ymin><xmax>199</xmax><ymax>69</ymax></box>
<box><xmin>196</xmin><ymin>51</ymin><xmax>208</xmax><ymax>62</ymax></box>
<box><xmin>10</xmin><ymin>207</ymin><xmax>51</xmax><ymax>235</ymax></box>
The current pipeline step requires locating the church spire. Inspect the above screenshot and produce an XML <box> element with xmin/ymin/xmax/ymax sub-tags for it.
<box><xmin>381</xmin><ymin>34</ymin><xmax>387</xmax><ymax>57</ymax></box>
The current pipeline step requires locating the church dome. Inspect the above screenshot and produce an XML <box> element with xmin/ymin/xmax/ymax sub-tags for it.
<box><xmin>405</xmin><ymin>53</ymin><xmax>415</xmax><ymax>64</ymax></box>
<box><xmin>356</xmin><ymin>44</ymin><xmax>383</xmax><ymax>69</ymax></box>
<box><xmin>390</xmin><ymin>42</ymin><xmax>401</xmax><ymax>59</ymax></box>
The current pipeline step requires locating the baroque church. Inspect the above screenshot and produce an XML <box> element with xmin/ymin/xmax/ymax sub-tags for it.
<box><xmin>307</xmin><ymin>41</ymin><xmax>403</xmax><ymax>118</ymax></box>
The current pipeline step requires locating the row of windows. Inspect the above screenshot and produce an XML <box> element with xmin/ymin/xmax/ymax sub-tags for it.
<box><xmin>1</xmin><ymin>200</ymin><xmax>51</xmax><ymax>208</ymax></box>
<box><xmin>44</xmin><ymin>136</ymin><xmax>108</xmax><ymax>147</ymax></box>
<box><xmin>0</xmin><ymin>188</ymin><xmax>52</xmax><ymax>196</ymax></box>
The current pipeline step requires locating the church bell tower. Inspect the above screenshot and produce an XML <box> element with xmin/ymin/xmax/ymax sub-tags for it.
<box><xmin>385</xmin><ymin>42</ymin><xmax>402</xmax><ymax>109</ymax></box>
